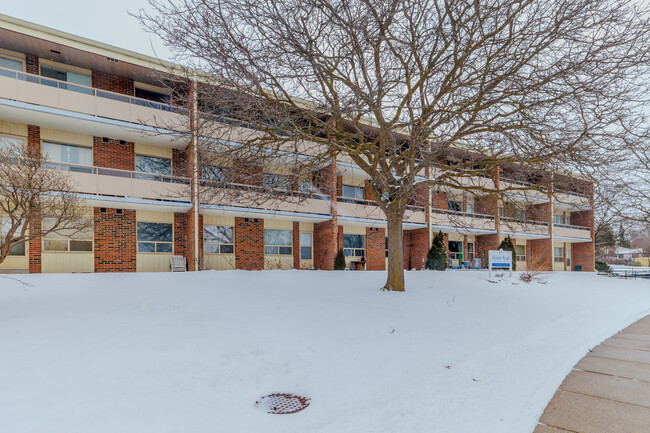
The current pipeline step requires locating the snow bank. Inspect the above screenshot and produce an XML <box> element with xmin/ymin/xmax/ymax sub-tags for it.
<box><xmin>1</xmin><ymin>270</ymin><xmax>648</xmax><ymax>433</ymax></box>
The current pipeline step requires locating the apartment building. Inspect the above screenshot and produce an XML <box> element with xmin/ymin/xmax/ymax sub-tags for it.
<box><xmin>0</xmin><ymin>14</ymin><xmax>595</xmax><ymax>274</ymax></box>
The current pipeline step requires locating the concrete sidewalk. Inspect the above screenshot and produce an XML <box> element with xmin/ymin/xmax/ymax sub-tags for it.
<box><xmin>535</xmin><ymin>315</ymin><xmax>650</xmax><ymax>433</ymax></box>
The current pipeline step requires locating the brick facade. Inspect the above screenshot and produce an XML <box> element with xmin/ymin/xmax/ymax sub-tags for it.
<box><xmin>366</xmin><ymin>227</ymin><xmax>385</xmax><ymax>270</ymax></box>
<box><xmin>93</xmin><ymin>137</ymin><xmax>135</xmax><ymax>170</ymax></box>
<box><xmin>475</xmin><ymin>233</ymin><xmax>499</xmax><ymax>267</ymax></box>
<box><xmin>25</xmin><ymin>54</ymin><xmax>38</xmax><ymax>75</ymax></box>
<box><xmin>409</xmin><ymin>228</ymin><xmax>429</xmax><ymax>270</ymax></box>
<box><xmin>313</xmin><ymin>220</ymin><xmax>338</xmax><ymax>270</ymax></box>
<box><xmin>234</xmin><ymin>217</ymin><xmax>264</xmax><ymax>270</ymax></box>
<box><xmin>527</xmin><ymin>238</ymin><xmax>553</xmax><ymax>271</ymax></box>
<box><xmin>174</xmin><ymin>213</ymin><xmax>188</xmax><ymax>258</ymax></box>
<box><xmin>293</xmin><ymin>222</ymin><xmax>300</xmax><ymax>269</ymax></box>
<box><xmin>27</xmin><ymin>125</ymin><xmax>40</xmax><ymax>157</ymax></box>
<box><xmin>92</xmin><ymin>71</ymin><xmax>134</xmax><ymax>95</ymax></box>
<box><xmin>94</xmin><ymin>208</ymin><xmax>137</xmax><ymax>272</ymax></box>
<box><xmin>28</xmin><ymin>213</ymin><xmax>41</xmax><ymax>273</ymax></box>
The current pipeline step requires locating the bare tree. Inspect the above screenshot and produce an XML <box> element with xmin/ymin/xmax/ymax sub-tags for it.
<box><xmin>0</xmin><ymin>139</ymin><xmax>91</xmax><ymax>265</ymax></box>
<box><xmin>138</xmin><ymin>0</ymin><xmax>650</xmax><ymax>291</ymax></box>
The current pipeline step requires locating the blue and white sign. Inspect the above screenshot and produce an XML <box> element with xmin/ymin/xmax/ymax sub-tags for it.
<box><xmin>488</xmin><ymin>249</ymin><xmax>513</xmax><ymax>277</ymax></box>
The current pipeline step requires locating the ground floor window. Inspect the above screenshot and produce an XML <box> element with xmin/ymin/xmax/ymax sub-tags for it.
<box><xmin>448</xmin><ymin>241</ymin><xmax>463</xmax><ymax>260</ymax></box>
<box><xmin>466</xmin><ymin>242</ymin><xmax>475</xmax><ymax>262</ymax></box>
<box><xmin>554</xmin><ymin>247</ymin><xmax>564</xmax><ymax>263</ymax></box>
<box><xmin>264</xmin><ymin>229</ymin><xmax>292</xmax><ymax>255</ymax></box>
<box><xmin>1</xmin><ymin>216</ymin><xmax>25</xmax><ymax>255</ymax></box>
<box><xmin>343</xmin><ymin>234</ymin><xmax>365</xmax><ymax>257</ymax></box>
<box><xmin>515</xmin><ymin>245</ymin><xmax>526</xmax><ymax>262</ymax></box>
<box><xmin>566</xmin><ymin>247</ymin><xmax>571</xmax><ymax>267</ymax></box>
<box><xmin>300</xmin><ymin>232</ymin><xmax>312</xmax><ymax>259</ymax></box>
<box><xmin>42</xmin><ymin>218</ymin><xmax>93</xmax><ymax>252</ymax></box>
<box><xmin>137</xmin><ymin>222</ymin><xmax>173</xmax><ymax>253</ymax></box>
<box><xmin>204</xmin><ymin>225</ymin><xmax>234</xmax><ymax>254</ymax></box>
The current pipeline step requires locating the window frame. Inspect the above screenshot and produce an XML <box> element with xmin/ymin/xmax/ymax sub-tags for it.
<box><xmin>203</xmin><ymin>225</ymin><xmax>235</xmax><ymax>255</ymax></box>
<box><xmin>137</xmin><ymin>221</ymin><xmax>174</xmax><ymax>253</ymax></box>
<box><xmin>553</xmin><ymin>246</ymin><xmax>564</xmax><ymax>263</ymax></box>
<box><xmin>41</xmin><ymin>141</ymin><xmax>93</xmax><ymax>170</ymax></box>
<box><xmin>135</xmin><ymin>154</ymin><xmax>172</xmax><ymax>177</ymax></box>
<box><xmin>448</xmin><ymin>200</ymin><xmax>462</xmax><ymax>212</ymax></box>
<box><xmin>515</xmin><ymin>245</ymin><xmax>526</xmax><ymax>262</ymax></box>
<box><xmin>0</xmin><ymin>53</ymin><xmax>24</xmax><ymax>72</ymax></box>
<box><xmin>41</xmin><ymin>217</ymin><xmax>94</xmax><ymax>253</ymax></box>
<box><xmin>341</xmin><ymin>184</ymin><xmax>365</xmax><ymax>202</ymax></box>
<box><xmin>0</xmin><ymin>215</ymin><xmax>26</xmax><ymax>256</ymax></box>
<box><xmin>299</xmin><ymin>231</ymin><xmax>312</xmax><ymax>260</ymax></box>
<box><xmin>264</xmin><ymin>229</ymin><xmax>293</xmax><ymax>255</ymax></box>
<box><xmin>343</xmin><ymin>233</ymin><xmax>365</xmax><ymax>257</ymax></box>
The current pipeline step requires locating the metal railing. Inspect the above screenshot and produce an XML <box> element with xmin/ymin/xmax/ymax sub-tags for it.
<box><xmin>431</xmin><ymin>208</ymin><xmax>495</xmax><ymax>221</ymax></box>
<box><xmin>0</xmin><ymin>66</ymin><xmax>186</xmax><ymax>114</ymax></box>
<box><xmin>552</xmin><ymin>223</ymin><xmax>590</xmax><ymax>231</ymax></box>
<box><xmin>501</xmin><ymin>217</ymin><xmax>548</xmax><ymax>227</ymax></box>
<box><xmin>44</xmin><ymin>161</ymin><xmax>190</xmax><ymax>183</ymax></box>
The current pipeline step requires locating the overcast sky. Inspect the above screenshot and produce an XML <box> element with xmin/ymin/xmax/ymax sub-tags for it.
<box><xmin>3</xmin><ymin>1</ymin><xmax>172</xmax><ymax>60</ymax></box>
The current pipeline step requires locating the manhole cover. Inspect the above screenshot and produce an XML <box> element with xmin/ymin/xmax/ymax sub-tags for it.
<box><xmin>255</xmin><ymin>393</ymin><xmax>311</xmax><ymax>414</ymax></box>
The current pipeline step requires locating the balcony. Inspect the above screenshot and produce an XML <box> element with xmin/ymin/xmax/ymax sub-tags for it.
<box><xmin>554</xmin><ymin>190</ymin><xmax>591</xmax><ymax>209</ymax></box>
<box><xmin>337</xmin><ymin>197</ymin><xmax>426</xmax><ymax>225</ymax></box>
<box><xmin>52</xmin><ymin>162</ymin><xmax>191</xmax><ymax>203</ymax></box>
<box><xmin>553</xmin><ymin>223</ymin><xmax>592</xmax><ymax>240</ymax></box>
<box><xmin>500</xmin><ymin>217</ymin><xmax>549</xmax><ymax>237</ymax></box>
<box><xmin>500</xmin><ymin>177</ymin><xmax>549</xmax><ymax>202</ymax></box>
<box><xmin>0</xmin><ymin>66</ymin><xmax>187</xmax><ymax>147</ymax></box>
<box><xmin>430</xmin><ymin>209</ymin><xmax>496</xmax><ymax>233</ymax></box>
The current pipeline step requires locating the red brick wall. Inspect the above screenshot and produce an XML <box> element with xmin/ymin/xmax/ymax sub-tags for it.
<box><xmin>94</xmin><ymin>208</ymin><xmax>136</xmax><ymax>272</ymax></box>
<box><xmin>27</xmin><ymin>125</ymin><xmax>40</xmax><ymax>157</ymax></box>
<box><xmin>432</xmin><ymin>191</ymin><xmax>448</xmax><ymax>210</ymax></box>
<box><xmin>172</xmin><ymin>148</ymin><xmax>189</xmax><ymax>178</ymax></box>
<box><xmin>475</xmin><ymin>233</ymin><xmax>499</xmax><ymax>267</ymax></box>
<box><xmin>313</xmin><ymin>220</ymin><xmax>338</xmax><ymax>270</ymax></box>
<box><xmin>527</xmin><ymin>238</ymin><xmax>552</xmax><ymax>271</ymax></box>
<box><xmin>409</xmin><ymin>228</ymin><xmax>429</xmax><ymax>270</ymax></box>
<box><xmin>234</xmin><ymin>217</ymin><xmax>264</xmax><ymax>270</ymax></box>
<box><xmin>337</xmin><ymin>176</ymin><xmax>343</xmax><ymax>197</ymax></box>
<box><xmin>476</xmin><ymin>194</ymin><xmax>498</xmax><ymax>216</ymax></box>
<box><xmin>293</xmin><ymin>222</ymin><xmax>300</xmax><ymax>269</ymax></box>
<box><xmin>364</xmin><ymin>181</ymin><xmax>375</xmax><ymax>202</ymax></box>
<box><xmin>93</xmin><ymin>137</ymin><xmax>134</xmax><ymax>170</ymax></box>
<box><xmin>572</xmin><ymin>242</ymin><xmax>595</xmax><ymax>272</ymax></box>
<box><xmin>174</xmin><ymin>213</ymin><xmax>188</xmax><ymax>257</ymax></box>
<box><xmin>28</xmin><ymin>213</ymin><xmax>41</xmax><ymax>273</ymax></box>
<box><xmin>366</xmin><ymin>227</ymin><xmax>386</xmax><ymax>270</ymax></box>
<box><xmin>25</xmin><ymin>54</ymin><xmax>39</xmax><ymax>75</ymax></box>
<box><xmin>92</xmin><ymin>71</ymin><xmax>134</xmax><ymax>96</ymax></box>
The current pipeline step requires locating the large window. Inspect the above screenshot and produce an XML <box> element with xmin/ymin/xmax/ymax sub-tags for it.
<box><xmin>448</xmin><ymin>200</ymin><xmax>462</xmax><ymax>212</ymax></box>
<box><xmin>204</xmin><ymin>225</ymin><xmax>234</xmax><ymax>254</ymax></box>
<box><xmin>0</xmin><ymin>135</ymin><xmax>24</xmax><ymax>153</ymax></box>
<box><xmin>341</xmin><ymin>185</ymin><xmax>364</xmax><ymax>202</ymax></box>
<box><xmin>448</xmin><ymin>241</ymin><xmax>463</xmax><ymax>260</ymax></box>
<box><xmin>203</xmin><ymin>166</ymin><xmax>231</xmax><ymax>183</ymax></box>
<box><xmin>467</xmin><ymin>242</ymin><xmax>475</xmax><ymax>262</ymax></box>
<box><xmin>135</xmin><ymin>155</ymin><xmax>172</xmax><ymax>176</ymax></box>
<box><xmin>553</xmin><ymin>215</ymin><xmax>564</xmax><ymax>225</ymax></box>
<box><xmin>135</xmin><ymin>87</ymin><xmax>169</xmax><ymax>104</ymax></box>
<box><xmin>42</xmin><ymin>218</ymin><xmax>93</xmax><ymax>252</ymax></box>
<box><xmin>137</xmin><ymin>222</ymin><xmax>173</xmax><ymax>253</ymax></box>
<box><xmin>263</xmin><ymin>173</ymin><xmax>291</xmax><ymax>190</ymax></box>
<box><xmin>41</xmin><ymin>65</ymin><xmax>91</xmax><ymax>87</ymax></box>
<box><xmin>42</xmin><ymin>141</ymin><xmax>92</xmax><ymax>170</ymax></box>
<box><xmin>0</xmin><ymin>216</ymin><xmax>25</xmax><ymax>256</ymax></box>
<box><xmin>515</xmin><ymin>245</ymin><xmax>526</xmax><ymax>262</ymax></box>
<box><xmin>466</xmin><ymin>203</ymin><xmax>474</xmax><ymax>214</ymax></box>
<box><xmin>300</xmin><ymin>232</ymin><xmax>312</xmax><ymax>260</ymax></box>
<box><xmin>264</xmin><ymin>229</ymin><xmax>292</xmax><ymax>255</ymax></box>
<box><xmin>343</xmin><ymin>234</ymin><xmax>365</xmax><ymax>257</ymax></box>
<box><xmin>0</xmin><ymin>55</ymin><xmax>23</xmax><ymax>72</ymax></box>
<box><xmin>554</xmin><ymin>247</ymin><xmax>564</xmax><ymax>263</ymax></box>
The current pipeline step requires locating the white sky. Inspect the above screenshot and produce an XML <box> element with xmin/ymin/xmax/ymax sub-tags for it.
<box><xmin>2</xmin><ymin>1</ymin><xmax>173</xmax><ymax>60</ymax></box>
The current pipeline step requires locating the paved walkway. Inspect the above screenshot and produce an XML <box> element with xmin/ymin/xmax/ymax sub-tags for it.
<box><xmin>535</xmin><ymin>315</ymin><xmax>650</xmax><ymax>433</ymax></box>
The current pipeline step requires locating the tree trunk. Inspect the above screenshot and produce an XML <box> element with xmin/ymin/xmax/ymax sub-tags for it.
<box><xmin>384</xmin><ymin>207</ymin><xmax>405</xmax><ymax>292</ymax></box>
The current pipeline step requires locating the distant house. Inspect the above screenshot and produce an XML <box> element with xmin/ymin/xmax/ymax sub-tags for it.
<box><xmin>614</xmin><ymin>247</ymin><xmax>644</xmax><ymax>260</ymax></box>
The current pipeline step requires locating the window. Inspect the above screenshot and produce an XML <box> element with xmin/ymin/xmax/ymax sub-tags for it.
<box><xmin>466</xmin><ymin>203</ymin><xmax>474</xmax><ymax>214</ymax></box>
<box><xmin>0</xmin><ymin>55</ymin><xmax>23</xmax><ymax>72</ymax></box>
<box><xmin>137</xmin><ymin>222</ymin><xmax>173</xmax><ymax>253</ymax></box>
<box><xmin>299</xmin><ymin>179</ymin><xmax>312</xmax><ymax>193</ymax></box>
<box><xmin>263</xmin><ymin>173</ymin><xmax>291</xmax><ymax>190</ymax></box>
<box><xmin>515</xmin><ymin>245</ymin><xmax>526</xmax><ymax>262</ymax></box>
<box><xmin>0</xmin><ymin>135</ymin><xmax>24</xmax><ymax>153</ymax></box>
<box><xmin>467</xmin><ymin>242</ymin><xmax>475</xmax><ymax>262</ymax></box>
<box><xmin>566</xmin><ymin>248</ymin><xmax>571</xmax><ymax>267</ymax></box>
<box><xmin>0</xmin><ymin>216</ymin><xmax>25</xmax><ymax>256</ymax></box>
<box><xmin>135</xmin><ymin>87</ymin><xmax>169</xmax><ymax>104</ymax></box>
<box><xmin>300</xmin><ymin>232</ymin><xmax>312</xmax><ymax>260</ymax></box>
<box><xmin>40</xmin><ymin>64</ymin><xmax>92</xmax><ymax>94</ymax></box>
<box><xmin>565</xmin><ymin>216</ymin><xmax>571</xmax><ymax>225</ymax></box>
<box><xmin>515</xmin><ymin>209</ymin><xmax>526</xmax><ymax>221</ymax></box>
<box><xmin>553</xmin><ymin>215</ymin><xmax>564</xmax><ymax>225</ymax></box>
<box><xmin>202</xmin><ymin>166</ymin><xmax>231</xmax><ymax>183</ymax></box>
<box><xmin>42</xmin><ymin>218</ymin><xmax>93</xmax><ymax>252</ymax></box>
<box><xmin>42</xmin><ymin>141</ymin><xmax>92</xmax><ymax>170</ymax></box>
<box><xmin>448</xmin><ymin>200</ymin><xmax>462</xmax><ymax>212</ymax></box>
<box><xmin>341</xmin><ymin>185</ymin><xmax>364</xmax><ymax>202</ymax></box>
<box><xmin>135</xmin><ymin>155</ymin><xmax>172</xmax><ymax>176</ymax></box>
<box><xmin>554</xmin><ymin>247</ymin><xmax>564</xmax><ymax>263</ymax></box>
<box><xmin>204</xmin><ymin>225</ymin><xmax>234</xmax><ymax>254</ymax></box>
<box><xmin>449</xmin><ymin>241</ymin><xmax>463</xmax><ymax>260</ymax></box>
<box><xmin>343</xmin><ymin>234</ymin><xmax>365</xmax><ymax>257</ymax></box>
<box><xmin>264</xmin><ymin>229</ymin><xmax>292</xmax><ymax>255</ymax></box>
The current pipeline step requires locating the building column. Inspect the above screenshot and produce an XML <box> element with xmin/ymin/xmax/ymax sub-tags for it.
<box><xmin>366</xmin><ymin>227</ymin><xmax>386</xmax><ymax>270</ymax></box>
<box><xmin>313</xmin><ymin>159</ymin><xmax>338</xmax><ymax>270</ymax></box>
<box><xmin>234</xmin><ymin>217</ymin><xmax>264</xmax><ymax>270</ymax></box>
<box><xmin>94</xmin><ymin>208</ymin><xmax>136</xmax><ymax>272</ymax></box>
<box><xmin>293</xmin><ymin>222</ymin><xmax>300</xmax><ymax>269</ymax></box>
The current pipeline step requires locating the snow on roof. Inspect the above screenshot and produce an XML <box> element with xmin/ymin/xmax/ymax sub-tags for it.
<box><xmin>615</xmin><ymin>247</ymin><xmax>644</xmax><ymax>255</ymax></box>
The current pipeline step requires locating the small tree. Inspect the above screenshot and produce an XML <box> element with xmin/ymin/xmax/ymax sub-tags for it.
<box><xmin>333</xmin><ymin>248</ymin><xmax>346</xmax><ymax>270</ymax></box>
<box><xmin>0</xmin><ymin>139</ymin><xmax>90</xmax><ymax>264</ymax></box>
<box><xmin>498</xmin><ymin>236</ymin><xmax>517</xmax><ymax>271</ymax></box>
<box><xmin>426</xmin><ymin>231</ymin><xmax>448</xmax><ymax>271</ymax></box>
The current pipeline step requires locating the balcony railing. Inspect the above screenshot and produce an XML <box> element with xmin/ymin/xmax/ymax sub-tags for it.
<box><xmin>431</xmin><ymin>208</ymin><xmax>495</xmax><ymax>221</ymax></box>
<box><xmin>553</xmin><ymin>223</ymin><xmax>590</xmax><ymax>231</ymax></box>
<box><xmin>0</xmin><ymin>66</ymin><xmax>186</xmax><ymax>114</ymax></box>
<box><xmin>44</xmin><ymin>162</ymin><xmax>190</xmax><ymax>184</ymax></box>
<box><xmin>501</xmin><ymin>217</ymin><xmax>549</xmax><ymax>227</ymax></box>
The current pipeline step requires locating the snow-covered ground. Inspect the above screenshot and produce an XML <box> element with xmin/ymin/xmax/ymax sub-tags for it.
<box><xmin>1</xmin><ymin>270</ymin><xmax>649</xmax><ymax>433</ymax></box>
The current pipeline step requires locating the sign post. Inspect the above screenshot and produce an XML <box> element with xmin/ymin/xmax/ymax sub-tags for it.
<box><xmin>488</xmin><ymin>249</ymin><xmax>513</xmax><ymax>277</ymax></box>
